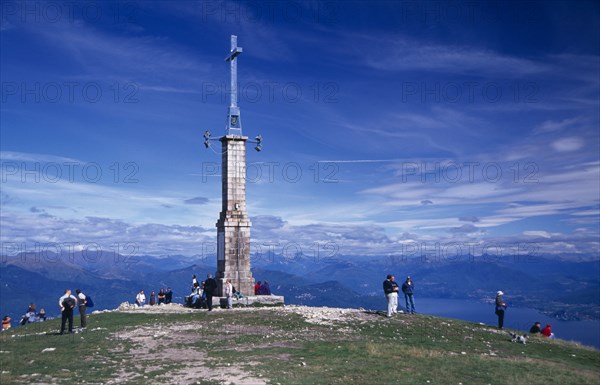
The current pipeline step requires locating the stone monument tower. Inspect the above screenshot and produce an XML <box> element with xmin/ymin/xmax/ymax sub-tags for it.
<box><xmin>214</xmin><ymin>35</ymin><xmax>255</xmax><ymax>297</ymax></box>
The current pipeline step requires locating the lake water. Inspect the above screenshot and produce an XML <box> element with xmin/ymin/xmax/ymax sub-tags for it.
<box><xmin>412</xmin><ymin>298</ymin><xmax>600</xmax><ymax>349</ymax></box>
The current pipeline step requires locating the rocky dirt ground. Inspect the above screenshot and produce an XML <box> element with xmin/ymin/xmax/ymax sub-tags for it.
<box><xmin>99</xmin><ymin>303</ymin><xmax>382</xmax><ymax>385</ymax></box>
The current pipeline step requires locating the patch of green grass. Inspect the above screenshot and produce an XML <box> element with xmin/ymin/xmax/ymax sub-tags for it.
<box><xmin>1</xmin><ymin>310</ymin><xmax>598</xmax><ymax>385</ymax></box>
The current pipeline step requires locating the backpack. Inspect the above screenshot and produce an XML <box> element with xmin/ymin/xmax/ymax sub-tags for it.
<box><xmin>62</xmin><ymin>297</ymin><xmax>76</xmax><ymax>309</ymax></box>
<box><xmin>85</xmin><ymin>295</ymin><xmax>94</xmax><ymax>308</ymax></box>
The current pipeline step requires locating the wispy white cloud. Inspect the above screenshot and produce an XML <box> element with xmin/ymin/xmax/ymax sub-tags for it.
<box><xmin>551</xmin><ymin>137</ymin><xmax>585</xmax><ymax>152</ymax></box>
<box><xmin>355</xmin><ymin>34</ymin><xmax>548</xmax><ymax>76</ymax></box>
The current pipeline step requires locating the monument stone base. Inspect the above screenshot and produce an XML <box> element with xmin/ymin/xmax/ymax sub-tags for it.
<box><xmin>213</xmin><ymin>295</ymin><xmax>285</xmax><ymax>308</ymax></box>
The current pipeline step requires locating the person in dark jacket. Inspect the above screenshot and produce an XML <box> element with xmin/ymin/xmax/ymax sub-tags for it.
<box><xmin>165</xmin><ymin>287</ymin><xmax>173</xmax><ymax>304</ymax></box>
<box><xmin>75</xmin><ymin>289</ymin><xmax>87</xmax><ymax>328</ymax></box>
<box><xmin>495</xmin><ymin>290</ymin><xmax>507</xmax><ymax>329</ymax></box>
<box><xmin>258</xmin><ymin>281</ymin><xmax>271</xmax><ymax>295</ymax></box>
<box><xmin>401</xmin><ymin>276</ymin><xmax>416</xmax><ymax>314</ymax></box>
<box><xmin>58</xmin><ymin>289</ymin><xmax>77</xmax><ymax>334</ymax></box>
<box><xmin>157</xmin><ymin>289</ymin><xmax>166</xmax><ymax>305</ymax></box>
<box><xmin>203</xmin><ymin>274</ymin><xmax>217</xmax><ymax>311</ymax></box>
<box><xmin>529</xmin><ymin>322</ymin><xmax>542</xmax><ymax>334</ymax></box>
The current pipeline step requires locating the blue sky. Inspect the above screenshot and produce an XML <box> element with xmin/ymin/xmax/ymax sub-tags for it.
<box><xmin>1</xmin><ymin>0</ymin><xmax>599</xmax><ymax>261</ymax></box>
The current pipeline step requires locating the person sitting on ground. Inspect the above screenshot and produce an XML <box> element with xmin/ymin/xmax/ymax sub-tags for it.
<box><xmin>20</xmin><ymin>306</ymin><xmax>37</xmax><ymax>325</ymax></box>
<box><xmin>38</xmin><ymin>308</ymin><xmax>46</xmax><ymax>321</ymax></box>
<box><xmin>192</xmin><ymin>275</ymin><xmax>198</xmax><ymax>291</ymax></box>
<box><xmin>541</xmin><ymin>324</ymin><xmax>555</xmax><ymax>339</ymax></box>
<box><xmin>149</xmin><ymin>291</ymin><xmax>156</xmax><ymax>306</ymax></box>
<box><xmin>200</xmin><ymin>281</ymin><xmax>206</xmax><ymax>300</ymax></box>
<box><xmin>136</xmin><ymin>290</ymin><xmax>146</xmax><ymax>307</ymax></box>
<box><xmin>233</xmin><ymin>285</ymin><xmax>244</xmax><ymax>300</ymax></box>
<box><xmin>254</xmin><ymin>281</ymin><xmax>261</xmax><ymax>295</ymax></box>
<box><xmin>21</xmin><ymin>303</ymin><xmax>37</xmax><ymax>324</ymax></box>
<box><xmin>529</xmin><ymin>321</ymin><xmax>542</xmax><ymax>334</ymax></box>
<box><xmin>188</xmin><ymin>285</ymin><xmax>202</xmax><ymax>308</ymax></box>
<box><xmin>2</xmin><ymin>315</ymin><xmax>11</xmax><ymax>331</ymax></box>
<box><xmin>26</xmin><ymin>303</ymin><xmax>36</xmax><ymax>314</ymax></box>
<box><xmin>165</xmin><ymin>287</ymin><xmax>173</xmax><ymax>304</ymax></box>
<box><xmin>158</xmin><ymin>289</ymin><xmax>166</xmax><ymax>305</ymax></box>
<box><xmin>258</xmin><ymin>280</ymin><xmax>271</xmax><ymax>295</ymax></box>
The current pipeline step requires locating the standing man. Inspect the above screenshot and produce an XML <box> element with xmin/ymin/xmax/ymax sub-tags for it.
<box><xmin>383</xmin><ymin>274</ymin><xmax>398</xmax><ymax>317</ymax></box>
<box><xmin>224</xmin><ymin>279</ymin><xmax>233</xmax><ymax>309</ymax></box>
<box><xmin>203</xmin><ymin>274</ymin><xmax>218</xmax><ymax>311</ymax></box>
<box><xmin>58</xmin><ymin>289</ymin><xmax>77</xmax><ymax>335</ymax></box>
<box><xmin>402</xmin><ymin>276</ymin><xmax>416</xmax><ymax>314</ymax></box>
<box><xmin>75</xmin><ymin>289</ymin><xmax>87</xmax><ymax>328</ymax></box>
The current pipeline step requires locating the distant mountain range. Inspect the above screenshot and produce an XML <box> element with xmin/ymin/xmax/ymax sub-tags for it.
<box><xmin>1</xmin><ymin>251</ymin><xmax>598</xmax><ymax>322</ymax></box>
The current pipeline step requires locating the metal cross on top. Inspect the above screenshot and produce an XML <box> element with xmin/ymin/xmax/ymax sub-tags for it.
<box><xmin>225</xmin><ymin>35</ymin><xmax>243</xmax><ymax>135</ymax></box>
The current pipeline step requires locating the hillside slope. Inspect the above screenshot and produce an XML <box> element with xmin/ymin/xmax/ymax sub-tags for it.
<box><xmin>1</xmin><ymin>305</ymin><xmax>598</xmax><ymax>385</ymax></box>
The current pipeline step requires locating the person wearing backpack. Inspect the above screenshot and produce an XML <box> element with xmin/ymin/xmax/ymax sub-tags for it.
<box><xmin>75</xmin><ymin>289</ymin><xmax>87</xmax><ymax>329</ymax></box>
<box><xmin>58</xmin><ymin>289</ymin><xmax>77</xmax><ymax>334</ymax></box>
<box><xmin>203</xmin><ymin>274</ymin><xmax>217</xmax><ymax>311</ymax></box>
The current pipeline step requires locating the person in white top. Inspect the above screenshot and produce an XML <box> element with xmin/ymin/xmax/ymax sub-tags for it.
<box><xmin>75</xmin><ymin>289</ymin><xmax>87</xmax><ymax>328</ymax></box>
<box><xmin>135</xmin><ymin>290</ymin><xmax>146</xmax><ymax>307</ymax></box>
<box><xmin>224</xmin><ymin>279</ymin><xmax>233</xmax><ymax>309</ymax></box>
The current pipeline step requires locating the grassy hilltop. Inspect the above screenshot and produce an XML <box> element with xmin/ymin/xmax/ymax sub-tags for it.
<box><xmin>0</xmin><ymin>305</ymin><xmax>598</xmax><ymax>385</ymax></box>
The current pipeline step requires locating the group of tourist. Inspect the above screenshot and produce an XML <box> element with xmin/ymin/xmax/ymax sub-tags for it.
<box><xmin>529</xmin><ymin>321</ymin><xmax>555</xmax><ymax>338</ymax></box>
<box><xmin>183</xmin><ymin>275</ymin><xmax>276</xmax><ymax>310</ymax></box>
<box><xmin>382</xmin><ymin>278</ymin><xmax>558</xmax><ymax>341</ymax></box>
<box><xmin>186</xmin><ymin>274</ymin><xmax>218</xmax><ymax>311</ymax></box>
<box><xmin>2</xmin><ymin>303</ymin><xmax>48</xmax><ymax>331</ymax></box>
<box><xmin>19</xmin><ymin>303</ymin><xmax>47</xmax><ymax>325</ymax></box>
<box><xmin>254</xmin><ymin>280</ymin><xmax>271</xmax><ymax>295</ymax></box>
<box><xmin>2</xmin><ymin>275</ymin><xmax>563</xmax><ymax>344</ymax></box>
<box><xmin>135</xmin><ymin>287</ymin><xmax>173</xmax><ymax>307</ymax></box>
<box><xmin>383</xmin><ymin>275</ymin><xmax>416</xmax><ymax>317</ymax></box>
<box><xmin>57</xmin><ymin>288</ymin><xmax>91</xmax><ymax>335</ymax></box>
<box><xmin>2</xmin><ymin>290</ymin><xmax>91</xmax><ymax>334</ymax></box>
<box><xmin>497</xmin><ymin>291</ymin><xmax>557</xmax><ymax>338</ymax></box>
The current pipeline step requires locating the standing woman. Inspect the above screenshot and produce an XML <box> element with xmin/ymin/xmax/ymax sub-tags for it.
<box><xmin>495</xmin><ymin>290</ymin><xmax>507</xmax><ymax>329</ymax></box>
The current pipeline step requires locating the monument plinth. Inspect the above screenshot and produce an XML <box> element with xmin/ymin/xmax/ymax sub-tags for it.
<box><xmin>213</xmin><ymin>35</ymin><xmax>255</xmax><ymax>297</ymax></box>
<box><xmin>215</xmin><ymin>135</ymin><xmax>254</xmax><ymax>296</ymax></box>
